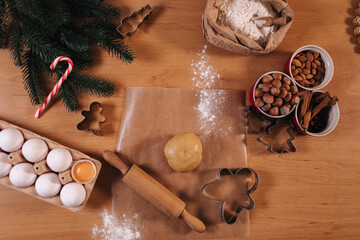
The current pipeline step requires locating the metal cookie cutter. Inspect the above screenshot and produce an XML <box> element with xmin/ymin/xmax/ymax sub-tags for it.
<box><xmin>117</xmin><ymin>4</ymin><xmax>153</xmax><ymax>37</ymax></box>
<box><xmin>246</xmin><ymin>106</ymin><xmax>297</xmax><ymax>154</ymax></box>
<box><xmin>257</xmin><ymin>119</ymin><xmax>297</xmax><ymax>154</ymax></box>
<box><xmin>77</xmin><ymin>102</ymin><xmax>105</xmax><ymax>136</ymax></box>
<box><xmin>201</xmin><ymin>168</ymin><xmax>259</xmax><ymax>225</ymax></box>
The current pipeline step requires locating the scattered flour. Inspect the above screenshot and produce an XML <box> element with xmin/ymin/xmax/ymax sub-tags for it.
<box><xmin>92</xmin><ymin>209</ymin><xmax>141</xmax><ymax>240</ymax></box>
<box><xmin>191</xmin><ymin>45</ymin><xmax>230</xmax><ymax>138</ymax></box>
<box><xmin>217</xmin><ymin>0</ymin><xmax>276</xmax><ymax>45</ymax></box>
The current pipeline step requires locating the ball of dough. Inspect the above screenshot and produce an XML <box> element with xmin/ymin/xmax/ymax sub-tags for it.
<box><xmin>0</xmin><ymin>128</ymin><xmax>24</xmax><ymax>152</ymax></box>
<box><xmin>22</xmin><ymin>139</ymin><xmax>49</xmax><ymax>163</ymax></box>
<box><xmin>164</xmin><ymin>133</ymin><xmax>202</xmax><ymax>172</ymax></box>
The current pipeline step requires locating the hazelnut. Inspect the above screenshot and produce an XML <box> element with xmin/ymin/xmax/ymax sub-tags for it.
<box><xmin>255</xmin><ymin>88</ymin><xmax>263</xmax><ymax>98</ymax></box>
<box><xmin>282</xmin><ymin>83</ymin><xmax>290</xmax><ymax>91</ymax></box>
<box><xmin>291</xmin><ymin>96</ymin><xmax>300</xmax><ymax>105</ymax></box>
<box><xmin>284</xmin><ymin>92</ymin><xmax>292</xmax><ymax>102</ymax></box>
<box><xmin>270</xmin><ymin>87</ymin><xmax>280</xmax><ymax>96</ymax></box>
<box><xmin>290</xmin><ymin>86</ymin><xmax>297</xmax><ymax>95</ymax></box>
<box><xmin>279</xmin><ymin>88</ymin><xmax>288</xmax><ymax>98</ymax></box>
<box><xmin>262</xmin><ymin>75</ymin><xmax>273</xmax><ymax>83</ymax></box>
<box><xmin>269</xmin><ymin>107</ymin><xmax>279</xmax><ymax>116</ymax></box>
<box><xmin>254</xmin><ymin>98</ymin><xmax>264</xmax><ymax>108</ymax></box>
<box><xmin>263</xmin><ymin>93</ymin><xmax>274</xmax><ymax>104</ymax></box>
<box><xmin>272</xmin><ymin>98</ymin><xmax>283</xmax><ymax>107</ymax></box>
<box><xmin>272</xmin><ymin>73</ymin><xmax>282</xmax><ymax>80</ymax></box>
<box><xmin>272</xmin><ymin>79</ymin><xmax>282</xmax><ymax>88</ymax></box>
<box><xmin>262</xmin><ymin>83</ymin><xmax>273</xmax><ymax>92</ymax></box>
<box><xmin>283</xmin><ymin>77</ymin><xmax>291</xmax><ymax>85</ymax></box>
<box><xmin>261</xmin><ymin>103</ymin><xmax>271</xmax><ymax>112</ymax></box>
<box><xmin>280</xmin><ymin>105</ymin><xmax>290</xmax><ymax>115</ymax></box>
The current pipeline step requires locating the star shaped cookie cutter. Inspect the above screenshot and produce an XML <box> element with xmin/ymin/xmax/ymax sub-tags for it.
<box><xmin>201</xmin><ymin>168</ymin><xmax>259</xmax><ymax>225</ymax></box>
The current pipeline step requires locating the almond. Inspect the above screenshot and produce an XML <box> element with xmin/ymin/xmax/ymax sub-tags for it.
<box><xmin>305</xmin><ymin>60</ymin><xmax>311</xmax><ymax>69</ymax></box>
<box><xmin>313</xmin><ymin>52</ymin><xmax>320</xmax><ymax>59</ymax></box>
<box><xmin>306</xmin><ymin>52</ymin><xmax>314</xmax><ymax>62</ymax></box>
<box><xmin>292</xmin><ymin>69</ymin><xmax>299</xmax><ymax>76</ymax></box>
<box><xmin>300</xmin><ymin>73</ymin><xmax>306</xmax><ymax>80</ymax></box>
<box><xmin>306</xmin><ymin>74</ymin><xmax>314</xmax><ymax>79</ymax></box>
<box><xmin>303</xmin><ymin>79</ymin><xmax>311</xmax><ymax>85</ymax></box>
<box><xmin>301</xmin><ymin>62</ymin><xmax>305</xmax><ymax>69</ymax></box>
<box><xmin>303</xmin><ymin>69</ymin><xmax>311</xmax><ymax>75</ymax></box>
<box><xmin>298</xmin><ymin>55</ymin><xmax>307</xmax><ymax>62</ymax></box>
<box><xmin>317</xmin><ymin>67</ymin><xmax>325</xmax><ymax>73</ymax></box>
<box><xmin>311</xmin><ymin>62</ymin><xmax>318</xmax><ymax>68</ymax></box>
<box><xmin>291</xmin><ymin>65</ymin><xmax>295</xmax><ymax>71</ymax></box>
<box><xmin>294</xmin><ymin>75</ymin><xmax>303</xmax><ymax>81</ymax></box>
<box><xmin>312</xmin><ymin>69</ymin><xmax>317</xmax><ymax>75</ymax></box>
<box><xmin>314</xmin><ymin>60</ymin><xmax>321</xmax><ymax>66</ymax></box>
<box><xmin>292</xmin><ymin>59</ymin><xmax>302</xmax><ymax>67</ymax></box>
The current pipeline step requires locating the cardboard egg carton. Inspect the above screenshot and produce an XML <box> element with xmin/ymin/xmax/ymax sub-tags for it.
<box><xmin>0</xmin><ymin>119</ymin><xmax>101</xmax><ymax>212</ymax></box>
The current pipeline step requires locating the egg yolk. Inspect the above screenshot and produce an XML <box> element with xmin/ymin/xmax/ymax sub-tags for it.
<box><xmin>72</xmin><ymin>161</ymin><xmax>95</xmax><ymax>183</ymax></box>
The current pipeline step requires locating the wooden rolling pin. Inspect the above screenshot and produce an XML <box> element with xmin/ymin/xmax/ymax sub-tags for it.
<box><xmin>103</xmin><ymin>150</ymin><xmax>206</xmax><ymax>233</ymax></box>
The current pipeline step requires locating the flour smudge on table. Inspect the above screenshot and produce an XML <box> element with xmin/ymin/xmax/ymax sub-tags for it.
<box><xmin>191</xmin><ymin>45</ymin><xmax>231</xmax><ymax>139</ymax></box>
<box><xmin>92</xmin><ymin>209</ymin><xmax>141</xmax><ymax>240</ymax></box>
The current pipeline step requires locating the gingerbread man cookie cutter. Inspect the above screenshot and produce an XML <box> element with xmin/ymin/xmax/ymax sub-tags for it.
<box><xmin>76</xmin><ymin>102</ymin><xmax>105</xmax><ymax>136</ymax></box>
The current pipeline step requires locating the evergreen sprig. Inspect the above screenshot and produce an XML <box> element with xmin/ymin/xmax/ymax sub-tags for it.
<box><xmin>0</xmin><ymin>0</ymin><xmax>134</xmax><ymax>111</ymax></box>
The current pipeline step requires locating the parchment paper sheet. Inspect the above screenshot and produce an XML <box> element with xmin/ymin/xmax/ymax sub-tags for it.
<box><xmin>114</xmin><ymin>87</ymin><xmax>249</xmax><ymax>239</ymax></box>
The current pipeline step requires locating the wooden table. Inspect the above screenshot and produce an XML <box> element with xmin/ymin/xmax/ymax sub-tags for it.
<box><xmin>0</xmin><ymin>0</ymin><xmax>359</xmax><ymax>239</ymax></box>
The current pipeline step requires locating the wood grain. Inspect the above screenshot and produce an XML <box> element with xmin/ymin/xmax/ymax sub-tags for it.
<box><xmin>1</xmin><ymin>0</ymin><xmax>360</xmax><ymax>239</ymax></box>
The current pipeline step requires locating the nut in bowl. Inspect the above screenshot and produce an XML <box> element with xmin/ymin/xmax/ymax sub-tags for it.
<box><xmin>250</xmin><ymin>71</ymin><xmax>299</xmax><ymax>118</ymax></box>
<box><xmin>284</xmin><ymin>45</ymin><xmax>334</xmax><ymax>91</ymax></box>
<box><xmin>293</xmin><ymin>91</ymin><xmax>339</xmax><ymax>136</ymax></box>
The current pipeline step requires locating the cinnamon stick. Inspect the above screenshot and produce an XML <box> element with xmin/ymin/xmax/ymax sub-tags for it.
<box><xmin>300</xmin><ymin>91</ymin><xmax>313</xmax><ymax>120</ymax></box>
<box><xmin>328</xmin><ymin>96</ymin><xmax>338</xmax><ymax>106</ymax></box>
<box><xmin>302</xmin><ymin>111</ymin><xmax>312</xmax><ymax>131</ymax></box>
<box><xmin>314</xmin><ymin>91</ymin><xmax>329</xmax><ymax>103</ymax></box>
<box><xmin>311</xmin><ymin>96</ymin><xmax>331</xmax><ymax>120</ymax></box>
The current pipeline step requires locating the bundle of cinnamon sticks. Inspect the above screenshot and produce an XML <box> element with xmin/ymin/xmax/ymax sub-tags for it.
<box><xmin>298</xmin><ymin>91</ymin><xmax>338</xmax><ymax>131</ymax></box>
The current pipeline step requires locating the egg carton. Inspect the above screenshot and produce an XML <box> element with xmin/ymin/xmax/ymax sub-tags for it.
<box><xmin>0</xmin><ymin>119</ymin><xmax>101</xmax><ymax>212</ymax></box>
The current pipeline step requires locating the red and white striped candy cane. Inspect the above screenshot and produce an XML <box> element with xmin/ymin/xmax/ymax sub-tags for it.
<box><xmin>34</xmin><ymin>56</ymin><xmax>73</xmax><ymax>119</ymax></box>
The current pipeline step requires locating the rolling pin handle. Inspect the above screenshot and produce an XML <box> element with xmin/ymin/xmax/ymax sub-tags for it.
<box><xmin>180</xmin><ymin>209</ymin><xmax>206</xmax><ymax>233</ymax></box>
<box><xmin>103</xmin><ymin>150</ymin><xmax>130</xmax><ymax>175</ymax></box>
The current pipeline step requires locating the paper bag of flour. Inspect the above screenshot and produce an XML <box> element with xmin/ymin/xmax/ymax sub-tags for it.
<box><xmin>202</xmin><ymin>0</ymin><xmax>294</xmax><ymax>55</ymax></box>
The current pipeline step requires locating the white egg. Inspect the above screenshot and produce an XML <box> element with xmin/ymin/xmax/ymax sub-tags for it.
<box><xmin>35</xmin><ymin>173</ymin><xmax>61</xmax><ymax>198</ymax></box>
<box><xmin>22</xmin><ymin>138</ymin><xmax>48</xmax><ymax>163</ymax></box>
<box><xmin>46</xmin><ymin>148</ymin><xmax>73</xmax><ymax>172</ymax></box>
<box><xmin>9</xmin><ymin>163</ymin><xmax>37</xmax><ymax>187</ymax></box>
<box><xmin>0</xmin><ymin>128</ymin><xmax>24</xmax><ymax>152</ymax></box>
<box><xmin>0</xmin><ymin>152</ymin><xmax>12</xmax><ymax>177</ymax></box>
<box><xmin>60</xmin><ymin>182</ymin><xmax>86</xmax><ymax>207</ymax></box>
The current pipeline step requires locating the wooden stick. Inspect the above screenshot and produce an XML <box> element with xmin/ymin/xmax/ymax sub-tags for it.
<box><xmin>300</xmin><ymin>91</ymin><xmax>313</xmax><ymax>120</ymax></box>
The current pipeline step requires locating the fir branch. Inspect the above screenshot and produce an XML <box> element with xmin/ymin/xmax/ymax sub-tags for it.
<box><xmin>99</xmin><ymin>38</ymin><xmax>134</xmax><ymax>64</ymax></box>
<box><xmin>60</xmin><ymin>30</ymin><xmax>90</xmax><ymax>53</ymax></box>
<box><xmin>8</xmin><ymin>22</ymin><xmax>25</xmax><ymax>66</ymax></box>
<box><xmin>21</xmin><ymin>51</ymin><xmax>46</xmax><ymax>105</ymax></box>
<box><xmin>66</xmin><ymin>72</ymin><xmax>114</xmax><ymax>97</ymax></box>
<box><xmin>59</xmin><ymin>82</ymin><xmax>81</xmax><ymax>111</ymax></box>
<box><xmin>64</xmin><ymin>0</ymin><xmax>120</xmax><ymax>21</ymax></box>
<box><xmin>0</xmin><ymin>1</ymin><xmax>7</xmax><ymax>48</ymax></box>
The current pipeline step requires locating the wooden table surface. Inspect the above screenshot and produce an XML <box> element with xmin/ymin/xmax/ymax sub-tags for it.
<box><xmin>1</xmin><ymin>0</ymin><xmax>359</xmax><ymax>239</ymax></box>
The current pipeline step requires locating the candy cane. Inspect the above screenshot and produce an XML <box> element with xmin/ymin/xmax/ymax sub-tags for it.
<box><xmin>34</xmin><ymin>56</ymin><xmax>73</xmax><ymax>119</ymax></box>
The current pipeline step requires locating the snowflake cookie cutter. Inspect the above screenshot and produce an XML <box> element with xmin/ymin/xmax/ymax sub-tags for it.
<box><xmin>77</xmin><ymin>102</ymin><xmax>106</xmax><ymax>136</ymax></box>
<box><xmin>117</xmin><ymin>4</ymin><xmax>153</xmax><ymax>37</ymax></box>
<box><xmin>201</xmin><ymin>168</ymin><xmax>259</xmax><ymax>225</ymax></box>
